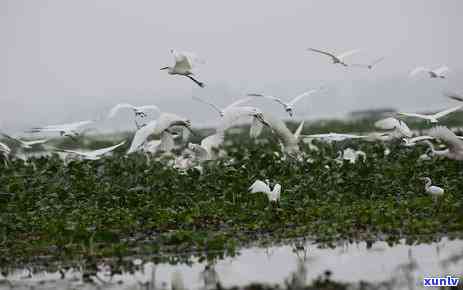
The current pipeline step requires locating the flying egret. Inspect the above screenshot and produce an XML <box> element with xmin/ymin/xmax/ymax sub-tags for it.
<box><xmin>374</xmin><ymin>117</ymin><xmax>413</xmax><ymax>137</ymax></box>
<box><xmin>409</xmin><ymin>66</ymin><xmax>449</xmax><ymax>78</ymax></box>
<box><xmin>28</xmin><ymin>120</ymin><xmax>94</xmax><ymax>138</ymax></box>
<box><xmin>420</xmin><ymin>177</ymin><xmax>444</xmax><ymax>201</ymax></box>
<box><xmin>307</xmin><ymin>48</ymin><xmax>361</xmax><ymax>66</ymax></box>
<box><xmin>0</xmin><ymin>133</ymin><xmax>48</xmax><ymax>149</ymax></box>
<box><xmin>249</xmin><ymin>179</ymin><xmax>281</xmax><ymax>202</ymax></box>
<box><xmin>424</xmin><ymin>126</ymin><xmax>463</xmax><ymax>160</ymax></box>
<box><xmin>352</xmin><ymin>57</ymin><xmax>385</xmax><ymax>70</ymax></box>
<box><xmin>247</xmin><ymin>88</ymin><xmax>322</xmax><ymax>117</ymax></box>
<box><xmin>445</xmin><ymin>91</ymin><xmax>463</xmax><ymax>103</ymax></box>
<box><xmin>257</xmin><ymin>113</ymin><xmax>305</xmax><ymax>154</ymax></box>
<box><xmin>192</xmin><ymin>96</ymin><xmax>253</xmax><ymax>117</ymax></box>
<box><xmin>188</xmin><ymin>132</ymin><xmax>224</xmax><ymax>162</ymax></box>
<box><xmin>218</xmin><ymin>106</ymin><xmax>269</xmax><ymax>133</ymax></box>
<box><xmin>398</xmin><ymin>105</ymin><xmax>463</xmax><ymax>123</ymax></box>
<box><xmin>108</xmin><ymin>103</ymin><xmax>160</xmax><ymax>118</ymax></box>
<box><xmin>160</xmin><ymin>49</ymin><xmax>205</xmax><ymax>87</ymax></box>
<box><xmin>55</xmin><ymin>141</ymin><xmax>126</xmax><ymax>160</ymax></box>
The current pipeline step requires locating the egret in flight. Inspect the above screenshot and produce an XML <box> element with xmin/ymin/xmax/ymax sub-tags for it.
<box><xmin>192</xmin><ymin>96</ymin><xmax>253</xmax><ymax>117</ymax></box>
<box><xmin>247</xmin><ymin>87</ymin><xmax>322</xmax><ymax>117</ymax></box>
<box><xmin>374</xmin><ymin>117</ymin><xmax>413</xmax><ymax>137</ymax></box>
<box><xmin>420</xmin><ymin>177</ymin><xmax>444</xmax><ymax>201</ymax></box>
<box><xmin>0</xmin><ymin>133</ymin><xmax>48</xmax><ymax>149</ymax></box>
<box><xmin>398</xmin><ymin>105</ymin><xmax>463</xmax><ymax>123</ymax></box>
<box><xmin>409</xmin><ymin>66</ymin><xmax>449</xmax><ymax>78</ymax></box>
<box><xmin>108</xmin><ymin>103</ymin><xmax>160</xmax><ymax>118</ymax></box>
<box><xmin>28</xmin><ymin>120</ymin><xmax>94</xmax><ymax>138</ymax></box>
<box><xmin>249</xmin><ymin>179</ymin><xmax>281</xmax><ymax>202</ymax></box>
<box><xmin>307</xmin><ymin>48</ymin><xmax>361</xmax><ymax>66</ymax></box>
<box><xmin>188</xmin><ymin>132</ymin><xmax>224</xmax><ymax>162</ymax></box>
<box><xmin>352</xmin><ymin>57</ymin><xmax>385</xmax><ymax>70</ymax></box>
<box><xmin>55</xmin><ymin>141</ymin><xmax>126</xmax><ymax>160</ymax></box>
<box><xmin>424</xmin><ymin>126</ymin><xmax>463</xmax><ymax>160</ymax></box>
<box><xmin>160</xmin><ymin>49</ymin><xmax>205</xmax><ymax>87</ymax></box>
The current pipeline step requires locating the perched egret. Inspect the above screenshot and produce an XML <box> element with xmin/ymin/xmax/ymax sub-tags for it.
<box><xmin>249</xmin><ymin>179</ymin><xmax>281</xmax><ymax>202</ymax></box>
<box><xmin>307</xmin><ymin>48</ymin><xmax>361</xmax><ymax>66</ymax></box>
<box><xmin>409</xmin><ymin>66</ymin><xmax>449</xmax><ymax>78</ymax></box>
<box><xmin>420</xmin><ymin>177</ymin><xmax>444</xmax><ymax>200</ymax></box>
<box><xmin>352</xmin><ymin>57</ymin><xmax>385</xmax><ymax>70</ymax></box>
<box><xmin>398</xmin><ymin>105</ymin><xmax>463</xmax><ymax>123</ymax></box>
<box><xmin>338</xmin><ymin>148</ymin><xmax>366</xmax><ymax>164</ymax></box>
<box><xmin>425</xmin><ymin>126</ymin><xmax>463</xmax><ymax>160</ymax></box>
<box><xmin>374</xmin><ymin>117</ymin><xmax>413</xmax><ymax>137</ymax></box>
<box><xmin>247</xmin><ymin>88</ymin><xmax>322</xmax><ymax>117</ymax></box>
<box><xmin>108</xmin><ymin>103</ymin><xmax>160</xmax><ymax>118</ymax></box>
<box><xmin>55</xmin><ymin>141</ymin><xmax>126</xmax><ymax>160</ymax></box>
<box><xmin>0</xmin><ymin>133</ymin><xmax>48</xmax><ymax>149</ymax></box>
<box><xmin>160</xmin><ymin>49</ymin><xmax>205</xmax><ymax>87</ymax></box>
<box><xmin>192</xmin><ymin>96</ymin><xmax>253</xmax><ymax>117</ymax></box>
<box><xmin>28</xmin><ymin>120</ymin><xmax>94</xmax><ymax>138</ymax></box>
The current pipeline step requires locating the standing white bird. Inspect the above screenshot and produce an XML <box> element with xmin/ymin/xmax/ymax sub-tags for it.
<box><xmin>192</xmin><ymin>96</ymin><xmax>253</xmax><ymax>117</ymax></box>
<box><xmin>398</xmin><ymin>105</ymin><xmax>463</xmax><ymax>123</ymax></box>
<box><xmin>307</xmin><ymin>48</ymin><xmax>361</xmax><ymax>66</ymax></box>
<box><xmin>420</xmin><ymin>177</ymin><xmax>444</xmax><ymax>201</ymax></box>
<box><xmin>0</xmin><ymin>133</ymin><xmax>48</xmax><ymax>149</ymax></box>
<box><xmin>374</xmin><ymin>117</ymin><xmax>413</xmax><ymax>137</ymax></box>
<box><xmin>409</xmin><ymin>66</ymin><xmax>449</xmax><ymax>78</ymax></box>
<box><xmin>352</xmin><ymin>57</ymin><xmax>385</xmax><ymax>70</ymax></box>
<box><xmin>247</xmin><ymin>88</ymin><xmax>321</xmax><ymax>117</ymax></box>
<box><xmin>424</xmin><ymin>126</ymin><xmax>463</xmax><ymax>160</ymax></box>
<box><xmin>55</xmin><ymin>141</ymin><xmax>126</xmax><ymax>160</ymax></box>
<box><xmin>107</xmin><ymin>103</ymin><xmax>160</xmax><ymax>118</ymax></box>
<box><xmin>28</xmin><ymin>120</ymin><xmax>94</xmax><ymax>138</ymax></box>
<box><xmin>160</xmin><ymin>49</ymin><xmax>205</xmax><ymax>87</ymax></box>
<box><xmin>249</xmin><ymin>179</ymin><xmax>281</xmax><ymax>202</ymax></box>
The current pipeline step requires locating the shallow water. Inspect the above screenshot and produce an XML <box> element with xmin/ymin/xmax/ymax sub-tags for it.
<box><xmin>1</xmin><ymin>238</ymin><xmax>462</xmax><ymax>290</ymax></box>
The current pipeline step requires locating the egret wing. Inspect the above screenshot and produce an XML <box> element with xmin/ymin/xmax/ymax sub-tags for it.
<box><xmin>288</xmin><ymin>89</ymin><xmax>317</xmax><ymax>106</ymax></box>
<box><xmin>307</xmin><ymin>48</ymin><xmax>336</xmax><ymax>58</ymax></box>
<box><xmin>91</xmin><ymin>141</ymin><xmax>126</xmax><ymax>156</ymax></box>
<box><xmin>409</xmin><ymin>67</ymin><xmax>428</xmax><ymax>77</ymax></box>
<box><xmin>433</xmin><ymin>105</ymin><xmax>463</xmax><ymax>119</ymax></box>
<box><xmin>108</xmin><ymin>103</ymin><xmax>135</xmax><ymax>118</ymax></box>
<box><xmin>433</xmin><ymin>66</ymin><xmax>449</xmax><ymax>75</ymax></box>
<box><xmin>249</xmin><ymin>180</ymin><xmax>271</xmax><ymax>194</ymax></box>
<box><xmin>429</xmin><ymin>126</ymin><xmax>463</xmax><ymax>152</ymax></box>
<box><xmin>192</xmin><ymin>96</ymin><xmax>223</xmax><ymax>115</ymax></box>
<box><xmin>337</xmin><ymin>49</ymin><xmax>361</xmax><ymax>60</ymax></box>
<box><xmin>127</xmin><ymin>120</ymin><xmax>158</xmax><ymax>154</ymax></box>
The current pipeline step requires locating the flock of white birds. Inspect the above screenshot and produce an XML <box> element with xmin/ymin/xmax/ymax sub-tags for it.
<box><xmin>1</xmin><ymin>48</ymin><xmax>462</xmax><ymax>202</ymax></box>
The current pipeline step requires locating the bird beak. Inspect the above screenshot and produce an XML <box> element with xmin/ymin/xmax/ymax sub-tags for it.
<box><xmin>160</xmin><ymin>67</ymin><xmax>169</xmax><ymax>70</ymax></box>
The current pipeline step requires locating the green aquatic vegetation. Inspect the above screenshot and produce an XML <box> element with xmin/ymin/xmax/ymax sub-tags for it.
<box><xmin>0</xmin><ymin>137</ymin><xmax>462</xmax><ymax>267</ymax></box>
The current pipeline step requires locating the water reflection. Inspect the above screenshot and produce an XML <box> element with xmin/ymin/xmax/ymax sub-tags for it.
<box><xmin>0</xmin><ymin>238</ymin><xmax>462</xmax><ymax>290</ymax></box>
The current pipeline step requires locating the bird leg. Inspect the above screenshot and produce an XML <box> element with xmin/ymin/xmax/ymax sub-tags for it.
<box><xmin>186</xmin><ymin>75</ymin><xmax>205</xmax><ymax>88</ymax></box>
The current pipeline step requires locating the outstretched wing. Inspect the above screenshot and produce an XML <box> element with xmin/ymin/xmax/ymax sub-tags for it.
<box><xmin>433</xmin><ymin>104</ymin><xmax>463</xmax><ymax>119</ymax></box>
<box><xmin>248</xmin><ymin>93</ymin><xmax>286</xmax><ymax>106</ymax></box>
<box><xmin>445</xmin><ymin>91</ymin><xmax>463</xmax><ymax>102</ymax></box>
<box><xmin>337</xmin><ymin>49</ymin><xmax>361</xmax><ymax>60</ymax></box>
<box><xmin>108</xmin><ymin>103</ymin><xmax>135</xmax><ymax>118</ymax></box>
<box><xmin>307</xmin><ymin>48</ymin><xmax>336</xmax><ymax>59</ymax></box>
<box><xmin>225</xmin><ymin>97</ymin><xmax>254</xmax><ymax>110</ymax></box>
<box><xmin>249</xmin><ymin>180</ymin><xmax>271</xmax><ymax>194</ymax></box>
<box><xmin>433</xmin><ymin>66</ymin><xmax>449</xmax><ymax>75</ymax></box>
<box><xmin>289</xmin><ymin>89</ymin><xmax>318</xmax><ymax>106</ymax></box>
<box><xmin>91</xmin><ymin>141</ymin><xmax>126</xmax><ymax>156</ymax></box>
<box><xmin>192</xmin><ymin>96</ymin><xmax>223</xmax><ymax>115</ymax></box>
<box><xmin>127</xmin><ymin>120</ymin><xmax>158</xmax><ymax>154</ymax></box>
<box><xmin>293</xmin><ymin>120</ymin><xmax>305</xmax><ymax>140</ymax></box>
<box><xmin>409</xmin><ymin>67</ymin><xmax>428</xmax><ymax>77</ymax></box>
<box><xmin>397</xmin><ymin>112</ymin><xmax>430</xmax><ymax>120</ymax></box>
<box><xmin>138</xmin><ymin>105</ymin><xmax>161</xmax><ymax>113</ymax></box>
<box><xmin>429</xmin><ymin>126</ymin><xmax>463</xmax><ymax>152</ymax></box>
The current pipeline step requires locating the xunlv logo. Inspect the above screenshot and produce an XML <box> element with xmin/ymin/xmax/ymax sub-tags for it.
<box><xmin>423</xmin><ymin>276</ymin><xmax>460</xmax><ymax>287</ymax></box>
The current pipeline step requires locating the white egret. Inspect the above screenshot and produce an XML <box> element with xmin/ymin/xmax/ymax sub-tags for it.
<box><xmin>420</xmin><ymin>177</ymin><xmax>444</xmax><ymax>201</ymax></box>
<box><xmin>307</xmin><ymin>48</ymin><xmax>361</xmax><ymax>66</ymax></box>
<box><xmin>424</xmin><ymin>126</ymin><xmax>463</xmax><ymax>160</ymax></box>
<box><xmin>0</xmin><ymin>142</ymin><xmax>11</xmax><ymax>163</ymax></box>
<box><xmin>247</xmin><ymin>88</ymin><xmax>322</xmax><ymax>117</ymax></box>
<box><xmin>0</xmin><ymin>133</ymin><xmax>48</xmax><ymax>149</ymax></box>
<box><xmin>338</xmin><ymin>148</ymin><xmax>366</xmax><ymax>164</ymax></box>
<box><xmin>352</xmin><ymin>57</ymin><xmax>385</xmax><ymax>70</ymax></box>
<box><xmin>188</xmin><ymin>132</ymin><xmax>224</xmax><ymax>162</ymax></box>
<box><xmin>28</xmin><ymin>120</ymin><xmax>94</xmax><ymax>138</ymax></box>
<box><xmin>108</xmin><ymin>103</ymin><xmax>160</xmax><ymax>118</ymax></box>
<box><xmin>218</xmin><ymin>106</ymin><xmax>269</xmax><ymax>133</ymax></box>
<box><xmin>374</xmin><ymin>117</ymin><xmax>413</xmax><ymax>137</ymax></box>
<box><xmin>192</xmin><ymin>96</ymin><xmax>253</xmax><ymax>117</ymax></box>
<box><xmin>398</xmin><ymin>105</ymin><xmax>463</xmax><ymax>123</ymax></box>
<box><xmin>160</xmin><ymin>49</ymin><xmax>205</xmax><ymax>87</ymax></box>
<box><xmin>409</xmin><ymin>66</ymin><xmax>449</xmax><ymax>78</ymax></box>
<box><xmin>259</xmin><ymin>113</ymin><xmax>305</xmax><ymax>154</ymax></box>
<box><xmin>249</xmin><ymin>179</ymin><xmax>281</xmax><ymax>202</ymax></box>
<box><xmin>55</xmin><ymin>141</ymin><xmax>126</xmax><ymax>160</ymax></box>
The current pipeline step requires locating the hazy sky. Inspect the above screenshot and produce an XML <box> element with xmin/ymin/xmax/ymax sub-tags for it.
<box><xmin>2</xmin><ymin>0</ymin><xmax>463</xmax><ymax>132</ymax></box>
